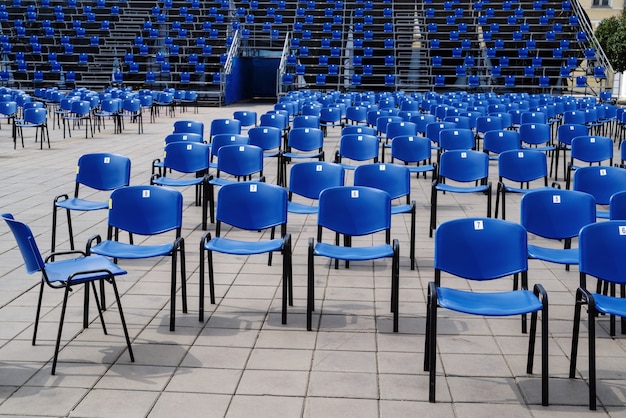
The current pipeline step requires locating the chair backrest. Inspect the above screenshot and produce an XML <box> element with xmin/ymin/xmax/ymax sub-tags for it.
<box><xmin>574</xmin><ymin>166</ymin><xmax>626</xmax><ymax>205</ymax></box>
<box><xmin>439</xmin><ymin>128</ymin><xmax>474</xmax><ymax>152</ymax></box>
<box><xmin>435</xmin><ymin>218</ymin><xmax>527</xmax><ymax>280</ymax></box>
<box><xmin>71</xmin><ymin>100</ymin><xmax>90</xmax><ymax>116</ymax></box>
<box><xmin>557</xmin><ymin>123</ymin><xmax>588</xmax><ymax>146</ymax></box>
<box><xmin>287</xmin><ymin>127</ymin><xmax>324</xmax><ymax>152</ymax></box>
<box><xmin>520</xmin><ymin>188</ymin><xmax>596</xmax><ymax>240</ymax></box>
<box><xmin>76</xmin><ymin>153</ymin><xmax>131</xmax><ymax>191</ymax></box>
<box><xmin>1</xmin><ymin>213</ymin><xmax>45</xmax><ymax>274</ymax></box>
<box><xmin>247</xmin><ymin>126</ymin><xmax>282</xmax><ymax>151</ymax></box>
<box><xmin>216</xmin><ymin>144</ymin><xmax>264</xmax><ymax>177</ymax></box>
<box><xmin>610</xmin><ymin>190</ymin><xmax>626</xmax><ymax>220</ymax></box>
<box><xmin>346</xmin><ymin>105</ymin><xmax>368</xmax><ymax>124</ymax></box>
<box><xmin>498</xmin><ymin>149</ymin><xmax>547</xmax><ymax>183</ymax></box>
<box><xmin>411</xmin><ymin>114</ymin><xmax>437</xmax><ymax>134</ymax></box>
<box><xmin>162</xmin><ymin>141</ymin><xmax>211</xmax><ymax>173</ymax></box>
<box><xmin>289</xmin><ymin>161</ymin><xmax>345</xmax><ymax>200</ymax></box>
<box><xmin>519</xmin><ymin>123</ymin><xmax>551</xmax><ymax>146</ymax></box>
<box><xmin>337</xmin><ymin>134</ymin><xmax>380</xmax><ymax>163</ymax></box>
<box><xmin>292</xmin><ymin>115</ymin><xmax>320</xmax><ymax>129</ymax></box>
<box><xmin>210</xmin><ymin>118</ymin><xmax>241</xmax><ymax>138</ymax></box>
<box><xmin>173</xmin><ymin>120</ymin><xmax>204</xmax><ymax>138</ymax></box>
<box><xmin>259</xmin><ymin>112</ymin><xmax>288</xmax><ymax>130</ymax></box>
<box><xmin>164</xmin><ymin>133</ymin><xmax>204</xmax><ymax>144</ymax></box>
<box><xmin>579</xmin><ymin>221</ymin><xmax>626</xmax><ymax>286</ymax></box>
<box><xmin>233</xmin><ymin>110</ymin><xmax>257</xmax><ymax>128</ymax></box>
<box><xmin>390</xmin><ymin>135</ymin><xmax>431</xmax><ymax>165</ymax></box>
<box><xmin>216</xmin><ymin>182</ymin><xmax>287</xmax><ymax>231</ymax></box>
<box><xmin>483</xmin><ymin>129</ymin><xmax>520</xmax><ymax>155</ymax></box>
<box><xmin>570</xmin><ymin>135</ymin><xmax>613</xmax><ymax>164</ymax></box>
<box><xmin>342</xmin><ymin>125</ymin><xmax>376</xmax><ymax>136</ymax></box>
<box><xmin>386</xmin><ymin>121</ymin><xmax>417</xmax><ymax>141</ymax></box>
<box><xmin>108</xmin><ymin>185</ymin><xmax>183</xmax><ymax>235</ymax></box>
<box><xmin>318</xmin><ymin>186</ymin><xmax>391</xmax><ymax>236</ymax></box>
<box><xmin>354</xmin><ymin>163</ymin><xmax>411</xmax><ymax>201</ymax></box>
<box><xmin>210</xmin><ymin>134</ymin><xmax>250</xmax><ymax>160</ymax></box>
<box><xmin>426</xmin><ymin>121</ymin><xmax>456</xmax><ymax>146</ymax></box>
<box><xmin>438</xmin><ymin>150</ymin><xmax>489</xmax><ymax>183</ymax></box>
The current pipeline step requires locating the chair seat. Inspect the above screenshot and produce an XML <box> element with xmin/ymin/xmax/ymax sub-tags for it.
<box><xmin>436</xmin><ymin>183</ymin><xmax>490</xmax><ymax>194</ymax></box>
<box><xmin>55</xmin><ymin>197</ymin><xmax>108</xmax><ymax>211</ymax></box>
<box><xmin>287</xmin><ymin>201</ymin><xmax>318</xmax><ymax>214</ymax></box>
<box><xmin>45</xmin><ymin>254</ymin><xmax>127</xmax><ymax>284</ymax></box>
<box><xmin>503</xmin><ymin>185</ymin><xmax>552</xmax><ymax>195</ymax></box>
<box><xmin>282</xmin><ymin>151</ymin><xmax>323</xmax><ymax>160</ymax></box>
<box><xmin>391</xmin><ymin>204</ymin><xmax>413</xmax><ymax>215</ymax></box>
<box><xmin>597</xmin><ymin>210</ymin><xmax>609</xmax><ymax>219</ymax></box>
<box><xmin>437</xmin><ymin>287</ymin><xmax>543</xmax><ymax>316</ymax></box>
<box><xmin>591</xmin><ymin>292</ymin><xmax>626</xmax><ymax>317</ymax></box>
<box><xmin>528</xmin><ymin>244</ymin><xmax>578</xmax><ymax>265</ymax></box>
<box><xmin>314</xmin><ymin>242</ymin><xmax>394</xmax><ymax>261</ymax></box>
<box><xmin>521</xmin><ymin>145</ymin><xmax>555</xmax><ymax>153</ymax></box>
<box><xmin>209</xmin><ymin>178</ymin><xmax>262</xmax><ymax>187</ymax></box>
<box><xmin>152</xmin><ymin>176</ymin><xmax>204</xmax><ymax>188</ymax></box>
<box><xmin>204</xmin><ymin>236</ymin><xmax>284</xmax><ymax>255</ymax></box>
<box><xmin>91</xmin><ymin>240</ymin><xmax>174</xmax><ymax>259</ymax></box>
<box><xmin>407</xmin><ymin>164</ymin><xmax>435</xmax><ymax>174</ymax></box>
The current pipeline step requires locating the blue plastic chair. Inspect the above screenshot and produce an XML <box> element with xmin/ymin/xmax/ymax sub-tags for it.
<box><xmin>150</xmin><ymin>142</ymin><xmax>211</xmax><ymax>230</ymax></box>
<box><xmin>565</xmin><ymin>135</ymin><xmax>614</xmax><ymax>189</ymax></box>
<box><xmin>1</xmin><ymin>213</ymin><xmax>134</xmax><ymax>375</ymax></box>
<box><xmin>573</xmin><ymin>166</ymin><xmax>626</xmax><ymax>219</ymax></box>
<box><xmin>495</xmin><ymin>149</ymin><xmax>549</xmax><ymax>219</ymax></box>
<box><xmin>425</xmin><ymin>217</ymin><xmax>548</xmax><ymax>405</ymax></box>
<box><xmin>430</xmin><ymin>150</ymin><xmax>492</xmax><ymax>237</ymax></box>
<box><xmin>346</xmin><ymin>105</ymin><xmax>368</xmax><ymax>125</ymax></box>
<box><xmin>287</xmin><ymin>161</ymin><xmax>345</xmax><ymax>215</ymax></box>
<box><xmin>569</xmin><ymin>220</ymin><xmax>626</xmax><ymax>409</ymax></box>
<box><xmin>437</xmin><ymin>128</ymin><xmax>475</xmax><ymax>162</ymax></box>
<box><xmin>334</xmin><ymin>133</ymin><xmax>379</xmax><ymax>170</ymax></box>
<box><xmin>280</xmin><ymin>127</ymin><xmax>325</xmax><ymax>187</ymax></box>
<box><xmin>355</xmin><ymin>163</ymin><xmax>416</xmax><ymax>270</ymax></box>
<box><xmin>390</xmin><ymin>135</ymin><xmax>436</xmax><ymax>179</ymax></box>
<box><xmin>609</xmin><ymin>190</ymin><xmax>626</xmax><ymax>220</ymax></box>
<box><xmin>319</xmin><ymin>106</ymin><xmax>344</xmax><ymax>136</ymax></box>
<box><xmin>233</xmin><ymin>110</ymin><xmax>257</xmax><ymax>129</ymax></box>
<box><xmin>52</xmin><ymin>153</ymin><xmax>131</xmax><ymax>253</ymax></box>
<box><xmin>87</xmin><ymin>186</ymin><xmax>186</xmax><ymax>331</ymax></box>
<box><xmin>200</xmin><ymin>182</ymin><xmax>292</xmax><ymax>323</ymax></box>
<box><xmin>307</xmin><ymin>186</ymin><xmax>400</xmax><ymax>332</ymax></box>
<box><xmin>521</xmin><ymin>188</ymin><xmax>596</xmax><ymax>270</ymax></box>
<box><xmin>208</xmin><ymin>144</ymin><xmax>265</xmax><ymax>224</ymax></box>
<box><xmin>15</xmin><ymin>107</ymin><xmax>49</xmax><ymax>149</ymax></box>
<box><xmin>118</xmin><ymin>98</ymin><xmax>143</xmax><ymax>134</ymax></box>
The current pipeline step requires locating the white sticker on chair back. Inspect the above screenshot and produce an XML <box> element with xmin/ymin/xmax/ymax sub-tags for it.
<box><xmin>358</xmin><ymin>135</ymin><xmax>363</xmax><ymax>141</ymax></box>
<box><xmin>517</xmin><ymin>151</ymin><xmax>524</xmax><ymax>158</ymax></box>
<box><xmin>104</xmin><ymin>157</ymin><xmax>110</xmax><ymax>164</ymax></box>
<box><xmin>316</xmin><ymin>164</ymin><xmax>323</xmax><ymax>171</ymax></box>
<box><xmin>379</xmin><ymin>164</ymin><xmax>386</xmax><ymax>171</ymax></box>
<box><xmin>142</xmin><ymin>189</ymin><xmax>150</xmax><ymax>198</ymax></box>
<box><xmin>600</xmin><ymin>169</ymin><xmax>607</xmax><ymax>176</ymax></box>
<box><xmin>552</xmin><ymin>195</ymin><xmax>561</xmax><ymax>204</ymax></box>
<box><xmin>461</xmin><ymin>152</ymin><xmax>467</xmax><ymax>158</ymax></box>
<box><xmin>474</xmin><ymin>220</ymin><xmax>484</xmax><ymax>230</ymax></box>
<box><xmin>239</xmin><ymin>145</ymin><xmax>245</xmax><ymax>151</ymax></box>
<box><xmin>229</xmin><ymin>136</ymin><xmax>236</xmax><ymax>141</ymax></box>
<box><xmin>186</xmin><ymin>122</ymin><xmax>192</xmax><ymax>127</ymax></box>
<box><xmin>187</xmin><ymin>144</ymin><xmax>192</xmax><ymax>150</ymax></box>
<box><xmin>249</xmin><ymin>184</ymin><xmax>257</xmax><ymax>192</ymax></box>
<box><xmin>351</xmin><ymin>189</ymin><xmax>359</xmax><ymax>198</ymax></box>
<box><xmin>590</xmin><ymin>137</ymin><xmax>596</xmax><ymax>143</ymax></box>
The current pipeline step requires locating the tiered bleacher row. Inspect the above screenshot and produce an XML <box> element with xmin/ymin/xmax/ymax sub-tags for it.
<box><xmin>0</xmin><ymin>0</ymin><xmax>614</xmax><ymax>106</ymax></box>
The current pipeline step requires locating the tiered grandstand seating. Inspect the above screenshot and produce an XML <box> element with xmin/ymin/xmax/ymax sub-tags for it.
<box><xmin>0</xmin><ymin>0</ymin><xmax>614</xmax><ymax>105</ymax></box>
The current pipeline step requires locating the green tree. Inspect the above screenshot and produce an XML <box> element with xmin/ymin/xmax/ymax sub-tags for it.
<box><xmin>595</xmin><ymin>11</ymin><xmax>626</xmax><ymax>72</ymax></box>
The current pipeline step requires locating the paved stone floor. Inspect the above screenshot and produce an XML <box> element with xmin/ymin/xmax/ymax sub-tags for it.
<box><xmin>0</xmin><ymin>100</ymin><xmax>624</xmax><ymax>417</ymax></box>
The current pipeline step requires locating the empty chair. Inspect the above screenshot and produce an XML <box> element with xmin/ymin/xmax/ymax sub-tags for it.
<box><xmin>87</xmin><ymin>186</ymin><xmax>187</xmax><ymax>331</ymax></box>
<box><xmin>390</xmin><ymin>135</ymin><xmax>436</xmax><ymax>179</ymax></box>
<box><xmin>354</xmin><ymin>163</ymin><xmax>417</xmax><ymax>270</ymax></box>
<box><xmin>280</xmin><ymin>127</ymin><xmax>325</xmax><ymax>187</ymax></box>
<box><xmin>15</xmin><ymin>108</ymin><xmax>50</xmax><ymax>149</ymax></box>
<box><xmin>306</xmin><ymin>186</ymin><xmax>400</xmax><ymax>332</ymax></box>
<box><xmin>425</xmin><ymin>217</ymin><xmax>548</xmax><ymax>405</ymax></box>
<box><xmin>565</xmin><ymin>135</ymin><xmax>613</xmax><ymax>189</ymax></box>
<box><xmin>319</xmin><ymin>106</ymin><xmax>344</xmax><ymax>136</ymax></box>
<box><xmin>52</xmin><ymin>153</ymin><xmax>131</xmax><ymax>254</ymax></box>
<box><xmin>199</xmin><ymin>182</ymin><xmax>293</xmax><ymax>324</ymax></box>
<box><xmin>430</xmin><ymin>150</ymin><xmax>492</xmax><ymax>237</ymax></box>
<box><xmin>483</xmin><ymin>129</ymin><xmax>520</xmax><ymax>161</ymax></box>
<box><xmin>1</xmin><ymin>213</ymin><xmax>134</xmax><ymax>375</ymax></box>
<box><xmin>287</xmin><ymin>161</ymin><xmax>345</xmax><ymax>215</ymax></box>
<box><xmin>554</xmin><ymin>123</ymin><xmax>589</xmax><ymax>181</ymax></box>
<box><xmin>209</xmin><ymin>118</ymin><xmax>241</xmax><ymax>142</ymax></box>
<box><xmin>496</xmin><ymin>149</ymin><xmax>549</xmax><ymax>219</ymax></box>
<box><xmin>233</xmin><ymin>110</ymin><xmax>257</xmax><ymax>129</ymax></box>
<box><xmin>569</xmin><ymin>221</ymin><xmax>626</xmax><ymax>409</ymax></box>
